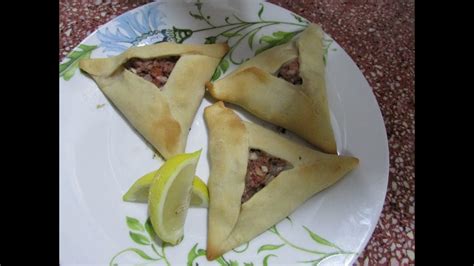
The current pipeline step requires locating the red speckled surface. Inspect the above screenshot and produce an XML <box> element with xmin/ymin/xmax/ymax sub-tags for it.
<box><xmin>60</xmin><ymin>0</ymin><xmax>415</xmax><ymax>265</ymax></box>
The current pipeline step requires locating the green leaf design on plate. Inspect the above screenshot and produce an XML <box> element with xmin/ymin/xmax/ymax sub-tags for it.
<box><xmin>222</xmin><ymin>32</ymin><xmax>242</xmax><ymax>38</ymax></box>
<box><xmin>211</xmin><ymin>58</ymin><xmax>230</xmax><ymax>81</ymax></box>
<box><xmin>248</xmin><ymin>31</ymin><xmax>257</xmax><ymax>50</ymax></box>
<box><xmin>189</xmin><ymin>11</ymin><xmax>204</xmax><ymax>20</ymax></box>
<box><xmin>258</xmin><ymin>244</ymin><xmax>285</xmax><ymax>253</ymax></box>
<box><xmin>229</xmin><ymin>260</ymin><xmax>239</xmax><ymax>266</ymax></box>
<box><xmin>256</xmin><ymin>30</ymin><xmax>302</xmax><ymax>55</ymax></box>
<box><xmin>258</xmin><ymin>3</ymin><xmax>264</xmax><ymax>19</ymax></box>
<box><xmin>194</xmin><ymin>0</ymin><xmax>203</xmax><ymax>10</ymax></box>
<box><xmin>128</xmin><ymin>248</ymin><xmax>159</xmax><ymax>260</ymax></box>
<box><xmin>232</xmin><ymin>14</ymin><xmax>246</xmax><ymax>23</ymax></box>
<box><xmin>185</xmin><ymin>0</ymin><xmax>308</xmax><ymax>69</ymax></box>
<box><xmin>286</xmin><ymin>216</ymin><xmax>293</xmax><ymax>224</ymax></box>
<box><xmin>220</xmin><ymin>59</ymin><xmax>230</xmax><ymax>73</ymax></box>
<box><xmin>144</xmin><ymin>218</ymin><xmax>156</xmax><ymax>240</ymax></box>
<box><xmin>244</xmin><ymin>263</ymin><xmax>254</xmax><ymax>266</ymax></box>
<box><xmin>60</xmin><ymin>44</ymin><xmax>97</xmax><ymax>81</ymax></box>
<box><xmin>292</xmin><ymin>13</ymin><xmax>306</xmax><ymax>23</ymax></box>
<box><xmin>298</xmin><ymin>258</ymin><xmax>321</xmax><ymax>264</ymax></box>
<box><xmin>126</xmin><ymin>216</ymin><xmax>145</xmax><ymax>232</ymax></box>
<box><xmin>211</xmin><ymin>66</ymin><xmax>222</xmax><ymax>81</ymax></box>
<box><xmin>187</xmin><ymin>243</ymin><xmax>206</xmax><ymax>266</ymax></box>
<box><xmin>205</xmin><ymin>36</ymin><xmax>217</xmax><ymax>44</ymax></box>
<box><xmin>129</xmin><ymin>231</ymin><xmax>151</xmax><ymax>245</ymax></box>
<box><xmin>61</xmin><ymin>62</ymin><xmax>78</xmax><ymax>80</ymax></box>
<box><xmin>303</xmin><ymin>226</ymin><xmax>340</xmax><ymax>250</ymax></box>
<box><xmin>268</xmin><ymin>224</ymin><xmax>279</xmax><ymax>234</ymax></box>
<box><xmin>322</xmin><ymin>39</ymin><xmax>334</xmax><ymax>66</ymax></box>
<box><xmin>109</xmin><ymin>247</ymin><xmax>160</xmax><ymax>266</ymax></box>
<box><xmin>232</xmin><ymin>242</ymin><xmax>250</xmax><ymax>253</ymax></box>
<box><xmin>216</xmin><ymin>256</ymin><xmax>230</xmax><ymax>266</ymax></box>
<box><xmin>262</xmin><ymin>254</ymin><xmax>277</xmax><ymax>266</ymax></box>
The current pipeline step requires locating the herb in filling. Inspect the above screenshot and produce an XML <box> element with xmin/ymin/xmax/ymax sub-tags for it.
<box><xmin>125</xmin><ymin>56</ymin><xmax>180</xmax><ymax>88</ymax></box>
<box><xmin>277</xmin><ymin>58</ymin><xmax>302</xmax><ymax>85</ymax></box>
<box><xmin>241</xmin><ymin>149</ymin><xmax>292</xmax><ymax>203</ymax></box>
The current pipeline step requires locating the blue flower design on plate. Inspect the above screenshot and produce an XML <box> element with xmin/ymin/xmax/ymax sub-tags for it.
<box><xmin>97</xmin><ymin>4</ymin><xmax>169</xmax><ymax>54</ymax></box>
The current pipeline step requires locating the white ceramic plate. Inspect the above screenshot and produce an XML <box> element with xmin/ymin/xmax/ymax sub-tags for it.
<box><xmin>59</xmin><ymin>1</ymin><xmax>389</xmax><ymax>265</ymax></box>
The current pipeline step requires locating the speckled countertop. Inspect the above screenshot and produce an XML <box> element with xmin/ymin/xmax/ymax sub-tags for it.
<box><xmin>60</xmin><ymin>0</ymin><xmax>414</xmax><ymax>265</ymax></box>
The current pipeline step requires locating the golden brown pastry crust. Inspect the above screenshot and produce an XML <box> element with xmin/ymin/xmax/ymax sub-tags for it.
<box><xmin>204</xmin><ymin>102</ymin><xmax>359</xmax><ymax>260</ymax></box>
<box><xmin>207</xmin><ymin>24</ymin><xmax>336</xmax><ymax>154</ymax></box>
<box><xmin>204</xmin><ymin>101</ymin><xmax>248</xmax><ymax>257</ymax></box>
<box><xmin>79</xmin><ymin>42</ymin><xmax>229</xmax><ymax>159</ymax></box>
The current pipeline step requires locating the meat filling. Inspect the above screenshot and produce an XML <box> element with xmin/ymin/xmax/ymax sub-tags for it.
<box><xmin>277</xmin><ymin>58</ymin><xmax>302</xmax><ymax>85</ymax></box>
<box><xmin>241</xmin><ymin>149</ymin><xmax>292</xmax><ymax>203</ymax></box>
<box><xmin>125</xmin><ymin>56</ymin><xmax>180</xmax><ymax>88</ymax></box>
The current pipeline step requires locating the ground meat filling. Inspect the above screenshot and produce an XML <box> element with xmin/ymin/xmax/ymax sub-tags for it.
<box><xmin>277</xmin><ymin>58</ymin><xmax>302</xmax><ymax>85</ymax></box>
<box><xmin>241</xmin><ymin>149</ymin><xmax>293</xmax><ymax>203</ymax></box>
<box><xmin>125</xmin><ymin>56</ymin><xmax>180</xmax><ymax>88</ymax></box>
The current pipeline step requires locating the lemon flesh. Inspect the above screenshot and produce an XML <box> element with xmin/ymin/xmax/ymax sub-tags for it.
<box><xmin>190</xmin><ymin>176</ymin><xmax>209</xmax><ymax>208</ymax></box>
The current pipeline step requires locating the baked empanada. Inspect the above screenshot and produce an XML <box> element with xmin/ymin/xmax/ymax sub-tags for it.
<box><xmin>204</xmin><ymin>101</ymin><xmax>359</xmax><ymax>260</ymax></box>
<box><xmin>80</xmin><ymin>42</ymin><xmax>229</xmax><ymax>159</ymax></box>
<box><xmin>207</xmin><ymin>24</ymin><xmax>336</xmax><ymax>153</ymax></box>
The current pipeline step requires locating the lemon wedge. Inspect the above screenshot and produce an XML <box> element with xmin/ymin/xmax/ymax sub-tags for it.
<box><xmin>123</xmin><ymin>170</ymin><xmax>208</xmax><ymax>208</ymax></box>
<box><xmin>148</xmin><ymin>150</ymin><xmax>201</xmax><ymax>245</ymax></box>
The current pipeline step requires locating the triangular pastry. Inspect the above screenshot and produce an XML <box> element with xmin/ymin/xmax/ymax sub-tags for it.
<box><xmin>207</xmin><ymin>24</ymin><xmax>336</xmax><ymax>153</ymax></box>
<box><xmin>204</xmin><ymin>101</ymin><xmax>359</xmax><ymax>260</ymax></box>
<box><xmin>80</xmin><ymin>42</ymin><xmax>229</xmax><ymax>159</ymax></box>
